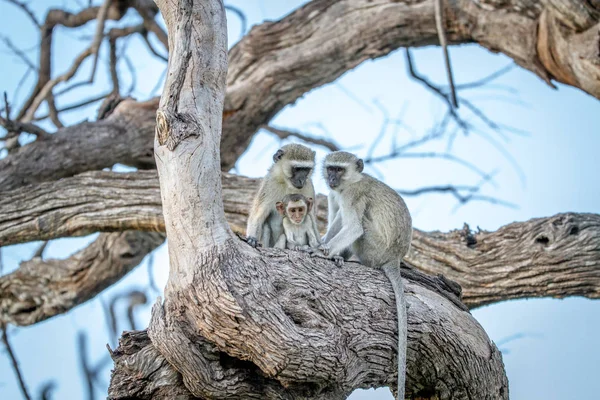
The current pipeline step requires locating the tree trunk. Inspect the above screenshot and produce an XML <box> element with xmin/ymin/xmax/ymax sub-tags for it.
<box><xmin>105</xmin><ymin>1</ymin><xmax>510</xmax><ymax>398</ymax></box>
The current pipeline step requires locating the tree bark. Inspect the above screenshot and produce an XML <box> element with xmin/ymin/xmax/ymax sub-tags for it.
<box><xmin>1</xmin><ymin>0</ymin><xmax>598</xmax><ymax>191</ymax></box>
<box><xmin>120</xmin><ymin>1</ymin><xmax>509</xmax><ymax>398</ymax></box>
<box><xmin>0</xmin><ymin>231</ymin><xmax>164</xmax><ymax>326</ymax></box>
<box><xmin>1</xmin><ymin>170</ymin><xmax>598</xmax><ymax>327</ymax></box>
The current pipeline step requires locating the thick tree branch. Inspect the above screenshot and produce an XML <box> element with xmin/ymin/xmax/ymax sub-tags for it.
<box><xmin>108</xmin><ymin>259</ymin><xmax>507</xmax><ymax>399</ymax></box>
<box><xmin>0</xmin><ymin>98</ymin><xmax>158</xmax><ymax>191</ymax></box>
<box><xmin>1</xmin><ymin>170</ymin><xmax>598</xmax><ymax>318</ymax></box>
<box><xmin>3</xmin><ymin>0</ymin><xmax>598</xmax><ymax>191</ymax></box>
<box><xmin>0</xmin><ymin>231</ymin><xmax>164</xmax><ymax>326</ymax></box>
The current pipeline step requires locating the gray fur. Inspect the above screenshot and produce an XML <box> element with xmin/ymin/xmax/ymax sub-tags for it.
<box><xmin>274</xmin><ymin>194</ymin><xmax>321</xmax><ymax>251</ymax></box>
<box><xmin>321</xmin><ymin>151</ymin><xmax>412</xmax><ymax>400</ymax></box>
<box><xmin>246</xmin><ymin>144</ymin><xmax>317</xmax><ymax>248</ymax></box>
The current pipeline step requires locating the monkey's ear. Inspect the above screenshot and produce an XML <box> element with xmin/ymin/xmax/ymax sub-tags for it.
<box><xmin>273</xmin><ymin>149</ymin><xmax>285</xmax><ymax>163</ymax></box>
<box><xmin>356</xmin><ymin>158</ymin><xmax>364</xmax><ymax>173</ymax></box>
<box><xmin>276</xmin><ymin>202</ymin><xmax>285</xmax><ymax>215</ymax></box>
<box><xmin>306</xmin><ymin>197</ymin><xmax>314</xmax><ymax>213</ymax></box>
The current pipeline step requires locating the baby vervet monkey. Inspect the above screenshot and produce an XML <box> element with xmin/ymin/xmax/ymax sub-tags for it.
<box><xmin>246</xmin><ymin>143</ymin><xmax>318</xmax><ymax>248</ymax></box>
<box><xmin>319</xmin><ymin>151</ymin><xmax>412</xmax><ymax>400</ymax></box>
<box><xmin>274</xmin><ymin>194</ymin><xmax>321</xmax><ymax>252</ymax></box>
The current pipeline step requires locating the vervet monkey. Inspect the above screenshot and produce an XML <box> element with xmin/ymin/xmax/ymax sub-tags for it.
<box><xmin>274</xmin><ymin>194</ymin><xmax>321</xmax><ymax>251</ymax></box>
<box><xmin>320</xmin><ymin>151</ymin><xmax>412</xmax><ymax>400</ymax></box>
<box><xmin>246</xmin><ymin>144</ymin><xmax>318</xmax><ymax>248</ymax></box>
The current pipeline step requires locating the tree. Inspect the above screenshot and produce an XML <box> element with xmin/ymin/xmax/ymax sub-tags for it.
<box><xmin>0</xmin><ymin>0</ymin><xmax>599</xmax><ymax>399</ymax></box>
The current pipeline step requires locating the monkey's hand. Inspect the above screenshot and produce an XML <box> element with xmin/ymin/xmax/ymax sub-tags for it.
<box><xmin>247</xmin><ymin>236</ymin><xmax>260</xmax><ymax>248</ymax></box>
<box><xmin>294</xmin><ymin>245</ymin><xmax>312</xmax><ymax>252</ymax></box>
<box><xmin>317</xmin><ymin>243</ymin><xmax>330</xmax><ymax>256</ymax></box>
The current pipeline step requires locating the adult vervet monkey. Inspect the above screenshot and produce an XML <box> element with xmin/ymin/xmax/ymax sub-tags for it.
<box><xmin>246</xmin><ymin>144</ymin><xmax>318</xmax><ymax>248</ymax></box>
<box><xmin>320</xmin><ymin>151</ymin><xmax>412</xmax><ymax>400</ymax></box>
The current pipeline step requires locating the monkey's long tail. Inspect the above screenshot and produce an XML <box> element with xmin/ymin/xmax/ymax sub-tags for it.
<box><xmin>383</xmin><ymin>263</ymin><xmax>407</xmax><ymax>400</ymax></box>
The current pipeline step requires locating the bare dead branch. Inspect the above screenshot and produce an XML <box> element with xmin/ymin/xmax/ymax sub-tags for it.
<box><xmin>146</xmin><ymin>254</ymin><xmax>160</xmax><ymax>293</ymax></box>
<box><xmin>45</xmin><ymin>94</ymin><xmax>64</xmax><ymax>128</ymax></box>
<box><xmin>434</xmin><ymin>0</ymin><xmax>458</xmax><ymax>108</ymax></box>
<box><xmin>0</xmin><ymin>231</ymin><xmax>165</xmax><ymax>326</ymax></box>
<box><xmin>0</xmin><ymin>115</ymin><xmax>50</xmax><ymax>138</ymax></box>
<box><xmin>77</xmin><ymin>332</ymin><xmax>96</xmax><ymax>400</ymax></box>
<box><xmin>88</xmin><ymin>0</ymin><xmax>111</xmax><ymax>83</ymax></box>
<box><xmin>0</xmin><ymin>35</ymin><xmax>37</xmax><ymax>71</ymax></box>
<box><xmin>261</xmin><ymin>124</ymin><xmax>341</xmax><ymax>151</ymax></box>
<box><xmin>38</xmin><ymin>381</ymin><xmax>57</xmax><ymax>400</ymax></box>
<box><xmin>33</xmin><ymin>92</ymin><xmax>110</xmax><ymax>121</ymax></box>
<box><xmin>225</xmin><ymin>4</ymin><xmax>248</xmax><ymax>39</ymax></box>
<box><xmin>32</xmin><ymin>241</ymin><xmax>48</xmax><ymax>259</ymax></box>
<box><xmin>1</xmin><ymin>326</ymin><xmax>32</xmax><ymax>400</ymax></box>
<box><xmin>2</xmin><ymin>0</ymin><xmax>40</xmax><ymax>28</ymax></box>
<box><xmin>405</xmin><ymin>49</ymin><xmax>467</xmax><ymax>130</ymax></box>
<box><xmin>140</xmin><ymin>32</ymin><xmax>168</xmax><ymax>62</ymax></box>
<box><xmin>22</xmin><ymin>47</ymin><xmax>93</xmax><ymax>122</ymax></box>
<box><xmin>16</xmin><ymin>2</ymin><xmax>133</xmax><ymax>121</ymax></box>
<box><xmin>455</xmin><ymin>63</ymin><xmax>516</xmax><ymax>91</ymax></box>
<box><xmin>132</xmin><ymin>2</ymin><xmax>168</xmax><ymax>50</ymax></box>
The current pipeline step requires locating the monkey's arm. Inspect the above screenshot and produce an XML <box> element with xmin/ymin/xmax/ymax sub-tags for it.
<box><xmin>274</xmin><ymin>233</ymin><xmax>287</xmax><ymax>249</ymax></box>
<box><xmin>325</xmin><ymin>208</ymin><xmax>364</xmax><ymax>257</ymax></box>
<box><xmin>246</xmin><ymin>190</ymin><xmax>271</xmax><ymax>246</ymax></box>
<box><xmin>306</xmin><ymin>218</ymin><xmax>321</xmax><ymax>248</ymax></box>
<box><xmin>322</xmin><ymin>210</ymin><xmax>342</xmax><ymax>244</ymax></box>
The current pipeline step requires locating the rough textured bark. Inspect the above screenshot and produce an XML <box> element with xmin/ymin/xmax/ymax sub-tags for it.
<box><xmin>0</xmin><ymin>231</ymin><xmax>164</xmax><ymax>326</ymax></box>
<box><xmin>125</xmin><ymin>1</ymin><xmax>508</xmax><ymax>399</ymax></box>
<box><xmin>0</xmin><ymin>171</ymin><xmax>255</xmax><ymax>246</ymax></box>
<box><xmin>1</xmin><ymin>0</ymin><xmax>598</xmax><ymax>190</ymax></box>
<box><xmin>108</xmin><ymin>257</ymin><xmax>507</xmax><ymax>399</ymax></box>
<box><xmin>0</xmin><ymin>98</ymin><xmax>158</xmax><ymax>191</ymax></box>
<box><xmin>1</xmin><ymin>170</ymin><xmax>598</xmax><ymax>327</ymax></box>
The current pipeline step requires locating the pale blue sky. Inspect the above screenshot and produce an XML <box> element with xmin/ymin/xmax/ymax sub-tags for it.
<box><xmin>1</xmin><ymin>1</ymin><xmax>599</xmax><ymax>399</ymax></box>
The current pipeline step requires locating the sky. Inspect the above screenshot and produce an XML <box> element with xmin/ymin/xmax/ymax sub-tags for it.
<box><xmin>1</xmin><ymin>1</ymin><xmax>599</xmax><ymax>399</ymax></box>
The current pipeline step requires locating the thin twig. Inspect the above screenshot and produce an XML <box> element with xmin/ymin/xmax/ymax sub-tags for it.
<box><xmin>225</xmin><ymin>4</ymin><xmax>248</xmax><ymax>39</ymax></box>
<box><xmin>147</xmin><ymin>254</ymin><xmax>160</xmax><ymax>293</ymax></box>
<box><xmin>34</xmin><ymin>92</ymin><xmax>110</xmax><ymax>121</ymax></box>
<box><xmin>88</xmin><ymin>0</ymin><xmax>112</xmax><ymax>83</ymax></box>
<box><xmin>2</xmin><ymin>0</ymin><xmax>40</xmax><ymax>28</ymax></box>
<box><xmin>22</xmin><ymin>47</ymin><xmax>94</xmax><ymax>122</ymax></box>
<box><xmin>1</xmin><ymin>326</ymin><xmax>32</xmax><ymax>400</ymax></box>
<box><xmin>434</xmin><ymin>0</ymin><xmax>458</xmax><ymax>108</ymax></box>
<box><xmin>141</xmin><ymin>32</ymin><xmax>168</xmax><ymax>62</ymax></box>
<box><xmin>39</xmin><ymin>381</ymin><xmax>57</xmax><ymax>400</ymax></box>
<box><xmin>455</xmin><ymin>64</ymin><xmax>515</xmax><ymax>90</ymax></box>
<box><xmin>0</xmin><ymin>35</ymin><xmax>38</xmax><ymax>71</ymax></box>
<box><xmin>33</xmin><ymin>241</ymin><xmax>49</xmax><ymax>259</ymax></box>
<box><xmin>77</xmin><ymin>332</ymin><xmax>95</xmax><ymax>400</ymax></box>
<box><xmin>0</xmin><ymin>115</ymin><xmax>50</xmax><ymax>138</ymax></box>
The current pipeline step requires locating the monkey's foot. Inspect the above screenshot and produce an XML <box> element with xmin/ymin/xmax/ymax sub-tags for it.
<box><xmin>246</xmin><ymin>236</ymin><xmax>260</xmax><ymax>248</ymax></box>
<box><xmin>331</xmin><ymin>255</ymin><xmax>344</xmax><ymax>267</ymax></box>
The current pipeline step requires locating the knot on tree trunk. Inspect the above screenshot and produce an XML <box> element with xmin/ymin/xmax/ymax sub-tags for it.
<box><xmin>156</xmin><ymin>109</ymin><xmax>202</xmax><ymax>151</ymax></box>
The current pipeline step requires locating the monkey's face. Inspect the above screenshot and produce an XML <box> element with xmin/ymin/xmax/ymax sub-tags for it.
<box><xmin>288</xmin><ymin>165</ymin><xmax>313</xmax><ymax>189</ymax></box>
<box><xmin>286</xmin><ymin>200</ymin><xmax>307</xmax><ymax>224</ymax></box>
<box><xmin>326</xmin><ymin>166</ymin><xmax>345</xmax><ymax>189</ymax></box>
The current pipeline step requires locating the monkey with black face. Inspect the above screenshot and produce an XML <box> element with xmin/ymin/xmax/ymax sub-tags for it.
<box><xmin>273</xmin><ymin>194</ymin><xmax>322</xmax><ymax>252</ymax></box>
<box><xmin>246</xmin><ymin>144</ymin><xmax>318</xmax><ymax>248</ymax></box>
<box><xmin>320</xmin><ymin>151</ymin><xmax>412</xmax><ymax>400</ymax></box>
